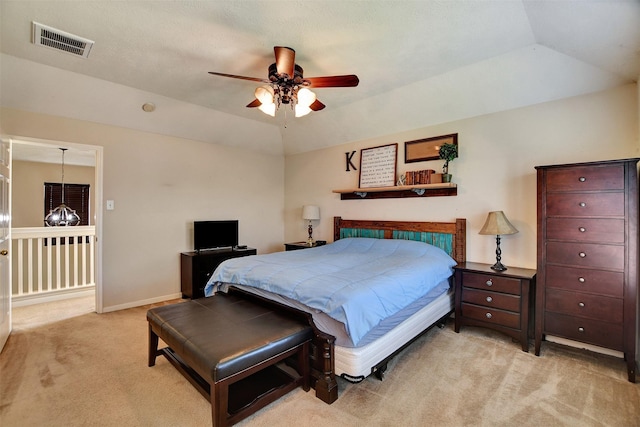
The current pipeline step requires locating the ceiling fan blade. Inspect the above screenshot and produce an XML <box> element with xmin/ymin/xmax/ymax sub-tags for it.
<box><xmin>309</xmin><ymin>99</ymin><xmax>326</xmax><ymax>111</ymax></box>
<box><xmin>305</xmin><ymin>75</ymin><xmax>359</xmax><ymax>88</ymax></box>
<box><xmin>246</xmin><ymin>99</ymin><xmax>262</xmax><ymax>108</ymax></box>
<box><xmin>208</xmin><ymin>71</ymin><xmax>268</xmax><ymax>83</ymax></box>
<box><xmin>274</xmin><ymin>46</ymin><xmax>295</xmax><ymax>79</ymax></box>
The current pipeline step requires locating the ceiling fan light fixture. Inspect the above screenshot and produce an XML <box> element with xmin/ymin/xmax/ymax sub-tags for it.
<box><xmin>258</xmin><ymin>103</ymin><xmax>276</xmax><ymax>117</ymax></box>
<box><xmin>255</xmin><ymin>86</ymin><xmax>275</xmax><ymax>105</ymax></box>
<box><xmin>297</xmin><ymin>88</ymin><xmax>316</xmax><ymax>108</ymax></box>
<box><xmin>294</xmin><ymin>104</ymin><xmax>312</xmax><ymax>117</ymax></box>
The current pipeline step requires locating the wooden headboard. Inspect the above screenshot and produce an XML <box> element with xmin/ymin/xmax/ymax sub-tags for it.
<box><xmin>333</xmin><ymin>217</ymin><xmax>466</xmax><ymax>264</ymax></box>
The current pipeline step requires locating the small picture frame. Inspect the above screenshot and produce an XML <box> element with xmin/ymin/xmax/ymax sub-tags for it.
<box><xmin>359</xmin><ymin>143</ymin><xmax>398</xmax><ymax>188</ymax></box>
<box><xmin>405</xmin><ymin>133</ymin><xmax>458</xmax><ymax>163</ymax></box>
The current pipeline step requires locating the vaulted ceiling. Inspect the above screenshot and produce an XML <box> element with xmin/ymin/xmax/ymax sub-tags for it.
<box><xmin>1</xmin><ymin>1</ymin><xmax>639</xmax><ymax>158</ymax></box>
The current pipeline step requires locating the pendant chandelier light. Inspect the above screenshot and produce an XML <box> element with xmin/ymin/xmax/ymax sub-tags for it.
<box><xmin>44</xmin><ymin>148</ymin><xmax>80</xmax><ymax>227</ymax></box>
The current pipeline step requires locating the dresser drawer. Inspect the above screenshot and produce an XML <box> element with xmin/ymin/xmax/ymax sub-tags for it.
<box><xmin>461</xmin><ymin>272</ymin><xmax>521</xmax><ymax>295</ymax></box>
<box><xmin>546</xmin><ymin>241</ymin><xmax>624</xmax><ymax>270</ymax></box>
<box><xmin>545</xmin><ymin>289</ymin><xmax>623</xmax><ymax>323</ymax></box>
<box><xmin>544</xmin><ymin>312</ymin><xmax>624</xmax><ymax>351</ymax></box>
<box><xmin>546</xmin><ymin>218</ymin><xmax>624</xmax><ymax>243</ymax></box>
<box><xmin>546</xmin><ymin>164</ymin><xmax>624</xmax><ymax>192</ymax></box>
<box><xmin>546</xmin><ymin>192</ymin><xmax>624</xmax><ymax>217</ymax></box>
<box><xmin>461</xmin><ymin>303</ymin><xmax>520</xmax><ymax>329</ymax></box>
<box><xmin>545</xmin><ymin>265</ymin><xmax>624</xmax><ymax>298</ymax></box>
<box><xmin>462</xmin><ymin>288</ymin><xmax>521</xmax><ymax>312</ymax></box>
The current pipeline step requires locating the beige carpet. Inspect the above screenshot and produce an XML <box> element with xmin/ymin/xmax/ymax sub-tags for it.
<box><xmin>1</xmin><ymin>296</ymin><xmax>639</xmax><ymax>427</ymax></box>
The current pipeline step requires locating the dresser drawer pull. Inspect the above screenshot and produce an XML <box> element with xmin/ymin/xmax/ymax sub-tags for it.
<box><xmin>578</xmin><ymin>302</ymin><xmax>585</xmax><ymax>308</ymax></box>
<box><xmin>579</xmin><ymin>202</ymin><xmax>586</xmax><ymax>207</ymax></box>
<box><xmin>578</xmin><ymin>227</ymin><xmax>586</xmax><ymax>232</ymax></box>
<box><xmin>485</xmin><ymin>312</ymin><xmax>492</xmax><ymax>319</ymax></box>
<box><xmin>578</xmin><ymin>327</ymin><xmax>585</xmax><ymax>333</ymax></box>
<box><xmin>485</xmin><ymin>279</ymin><xmax>493</xmax><ymax>287</ymax></box>
<box><xmin>578</xmin><ymin>277</ymin><xmax>585</xmax><ymax>283</ymax></box>
<box><xmin>486</xmin><ymin>296</ymin><xmax>493</xmax><ymax>303</ymax></box>
<box><xmin>579</xmin><ymin>252</ymin><xmax>586</xmax><ymax>258</ymax></box>
<box><xmin>579</xmin><ymin>176</ymin><xmax>586</xmax><ymax>182</ymax></box>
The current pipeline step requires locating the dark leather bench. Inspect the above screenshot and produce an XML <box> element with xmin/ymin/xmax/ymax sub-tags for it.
<box><xmin>147</xmin><ymin>292</ymin><xmax>313</xmax><ymax>426</ymax></box>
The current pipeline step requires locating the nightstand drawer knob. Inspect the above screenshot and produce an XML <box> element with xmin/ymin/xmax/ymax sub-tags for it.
<box><xmin>579</xmin><ymin>177</ymin><xmax>586</xmax><ymax>182</ymax></box>
<box><xmin>578</xmin><ymin>227</ymin><xmax>586</xmax><ymax>232</ymax></box>
<box><xmin>485</xmin><ymin>279</ymin><xmax>493</xmax><ymax>287</ymax></box>
<box><xmin>578</xmin><ymin>302</ymin><xmax>585</xmax><ymax>308</ymax></box>
<box><xmin>485</xmin><ymin>312</ymin><xmax>492</xmax><ymax>319</ymax></box>
<box><xmin>579</xmin><ymin>252</ymin><xmax>586</xmax><ymax>258</ymax></box>
<box><xmin>578</xmin><ymin>277</ymin><xmax>585</xmax><ymax>283</ymax></box>
<box><xmin>486</xmin><ymin>296</ymin><xmax>493</xmax><ymax>303</ymax></box>
<box><xmin>579</xmin><ymin>202</ymin><xmax>586</xmax><ymax>207</ymax></box>
<box><xmin>578</xmin><ymin>327</ymin><xmax>585</xmax><ymax>333</ymax></box>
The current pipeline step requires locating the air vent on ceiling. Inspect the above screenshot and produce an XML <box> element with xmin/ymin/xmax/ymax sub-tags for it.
<box><xmin>32</xmin><ymin>21</ymin><xmax>94</xmax><ymax>59</ymax></box>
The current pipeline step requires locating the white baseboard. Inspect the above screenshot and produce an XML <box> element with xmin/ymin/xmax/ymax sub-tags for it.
<box><xmin>102</xmin><ymin>292</ymin><xmax>182</xmax><ymax>313</ymax></box>
<box><xmin>12</xmin><ymin>287</ymin><xmax>95</xmax><ymax>308</ymax></box>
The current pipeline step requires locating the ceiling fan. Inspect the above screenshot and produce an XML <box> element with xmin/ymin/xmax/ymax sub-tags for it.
<box><xmin>208</xmin><ymin>46</ymin><xmax>359</xmax><ymax>117</ymax></box>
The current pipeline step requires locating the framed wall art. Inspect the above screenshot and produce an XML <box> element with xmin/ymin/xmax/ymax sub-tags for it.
<box><xmin>405</xmin><ymin>133</ymin><xmax>458</xmax><ymax>163</ymax></box>
<box><xmin>359</xmin><ymin>143</ymin><xmax>398</xmax><ymax>188</ymax></box>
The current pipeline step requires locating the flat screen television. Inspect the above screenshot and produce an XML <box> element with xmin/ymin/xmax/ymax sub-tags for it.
<box><xmin>194</xmin><ymin>220</ymin><xmax>239</xmax><ymax>251</ymax></box>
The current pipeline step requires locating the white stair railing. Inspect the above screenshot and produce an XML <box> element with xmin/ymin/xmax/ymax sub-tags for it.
<box><xmin>11</xmin><ymin>226</ymin><xmax>95</xmax><ymax>300</ymax></box>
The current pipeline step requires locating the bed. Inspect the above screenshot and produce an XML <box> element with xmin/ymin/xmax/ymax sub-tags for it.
<box><xmin>204</xmin><ymin>217</ymin><xmax>466</xmax><ymax>404</ymax></box>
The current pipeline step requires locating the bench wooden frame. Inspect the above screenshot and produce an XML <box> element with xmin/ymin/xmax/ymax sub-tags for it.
<box><xmin>148</xmin><ymin>295</ymin><xmax>312</xmax><ymax>426</ymax></box>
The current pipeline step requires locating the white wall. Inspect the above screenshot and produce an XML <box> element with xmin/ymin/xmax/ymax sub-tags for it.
<box><xmin>2</xmin><ymin>108</ymin><xmax>284</xmax><ymax>310</ymax></box>
<box><xmin>284</xmin><ymin>84</ymin><xmax>639</xmax><ymax>270</ymax></box>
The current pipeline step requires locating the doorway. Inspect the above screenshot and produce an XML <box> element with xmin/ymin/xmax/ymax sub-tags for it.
<box><xmin>9</xmin><ymin>137</ymin><xmax>103</xmax><ymax>317</ymax></box>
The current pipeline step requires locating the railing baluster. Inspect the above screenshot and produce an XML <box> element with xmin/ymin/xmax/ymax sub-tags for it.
<box><xmin>37</xmin><ymin>237</ymin><xmax>43</xmax><ymax>293</ymax></box>
<box><xmin>17</xmin><ymin>239</ymin><xmax>24</xmax><ymax>296</ymax></box>
<box><xmin>27</xmin><ymin>238</ymin><xmax>34</xmax><ymax>295</ymax></box>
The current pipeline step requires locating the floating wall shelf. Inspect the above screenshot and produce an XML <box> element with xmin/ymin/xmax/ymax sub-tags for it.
<box><xmin>333</xmin><ymin>183</ymin><xmax>457</xmax><ymax>200</ymax></box>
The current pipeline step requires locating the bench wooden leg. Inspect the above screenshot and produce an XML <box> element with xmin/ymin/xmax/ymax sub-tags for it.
<box><xmin>148</xmin><ymin>324</ymin><xmax>159</xmax><ymax>367</ymax></box>
<box><xmin>300</xmin><ymin>341</ymin><xmax>310</xmax><ymax>392</ymax></box>
<box><xmin>212</xmin><ymin>381</ymin><xmax>229</xmax><ymax>427</ymax></box>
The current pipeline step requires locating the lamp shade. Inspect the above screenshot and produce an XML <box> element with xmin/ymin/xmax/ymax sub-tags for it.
<box><xmin>302</xmin><ymin>205</ymin><xmax>320</xmax><ymax>221</ymax></box>
<box><xmin>479</xmin><ymin>211</ymin><xmax>518</xmax><ymax>236</ymax></box>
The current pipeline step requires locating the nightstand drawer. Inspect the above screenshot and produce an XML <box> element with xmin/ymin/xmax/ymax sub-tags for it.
<box><xmin>546</xmin><ymin>164</ymin><xmax>624</xmax><ymax>192</ymax></box>
<box><xmin>546</xmin><ymin>193</ymin><xmax>624</xmax><ymax>217</ymax></box>
<box><xmin>462</xmin><ymin>288</ymin><xmax>520</xmax><ymax>312</ymax></box>
<box><xmin>461</xmin><ymin>303</ymin><xmax>520</xmax><ymax>329</ymax></box>
<box><xmin>546</xmin><ymin>241</ymin><xmax>624</xmax><ymax>270</ymax></box>
<box><xmin>544</xmin><ymin>312</ymin><xmax>624</xmax><ymax>351</ymax></box>
<box><xmin>546</xmin><ymin>218</ymin><xmax>624</xmax><ymax>243</ymax></box>
<box><xmin>461</xmin><ymin>272</ymin><xmax>521</xmax><ymax>295</ymax></box>
<box><xmin>545</xmin><ymin>265</ymin><xmax>623</xmax><ymax>298</ymax></box>
<box><xmin>545</xmin><ymin>289</ymin><xmax>623</xmax><ymax>323</ymax></box>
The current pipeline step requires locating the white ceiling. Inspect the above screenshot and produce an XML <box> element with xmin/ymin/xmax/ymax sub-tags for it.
<box><xmin>1</xmin><ymin>1</ymin><xmax>639</xmax><ymax>160</ymax></box>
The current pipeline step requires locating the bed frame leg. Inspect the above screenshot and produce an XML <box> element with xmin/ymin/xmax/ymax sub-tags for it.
<box><xmin>314</xmin><ymin>339</ymin><xmax>338</xmax><ymax>404</ymax></box>
<box><xmin>374</xmin><ymin>363</ymin><xmax>388</xmax><ymax>381</ymax></box>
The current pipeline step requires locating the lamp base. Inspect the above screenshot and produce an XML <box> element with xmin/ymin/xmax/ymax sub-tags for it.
<box><xmin>490</xmin><ymin>261</ymin><xmax>507</xmax><ymax>271</ymax></box>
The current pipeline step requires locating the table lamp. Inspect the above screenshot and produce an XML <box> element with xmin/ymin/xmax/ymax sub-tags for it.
<box><xmin>479</xmin><ymin>211</ymin><xmax>518</xmax><ymax>271</ymax></box>
<box><xmin>302</xmin><ymin>205</ymin><xmax>320</xmax><ymax>245</ymax></box>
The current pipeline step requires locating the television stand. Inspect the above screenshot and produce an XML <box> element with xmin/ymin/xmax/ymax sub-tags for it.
<box><xmin>180</xmin><ymin>247</ymin><xmax>257</xmax><ymax>299</ymax></box>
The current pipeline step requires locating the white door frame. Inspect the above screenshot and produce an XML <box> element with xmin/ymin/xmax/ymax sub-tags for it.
<box><xmin>8</xmin><ymin>136</ymin><xmax>104</xmax><ymax>313</ymax></box>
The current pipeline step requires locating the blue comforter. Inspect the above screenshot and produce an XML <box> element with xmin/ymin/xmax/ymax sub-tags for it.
<box><xmin>205</xmin><ymin>238</ymin><xmax>456</xmax><ymax>346</ymax></box>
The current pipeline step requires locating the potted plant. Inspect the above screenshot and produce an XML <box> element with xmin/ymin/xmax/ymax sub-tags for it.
<box><xmin>439</xmin><ymin>143</ymin><xmax>458</xmax><ymax>183</ymax></box>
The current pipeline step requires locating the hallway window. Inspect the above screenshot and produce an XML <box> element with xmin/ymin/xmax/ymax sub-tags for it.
<box><xmin>44</xmin><ymin>183</ymin><xmax>91</xmax><ymax>226</ymax></box>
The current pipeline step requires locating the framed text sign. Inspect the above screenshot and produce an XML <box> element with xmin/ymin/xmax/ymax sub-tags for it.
<box><xmin>359</xmin><ymin>143</ymin><xmax>398</xmax><ymax>188</ymax></box>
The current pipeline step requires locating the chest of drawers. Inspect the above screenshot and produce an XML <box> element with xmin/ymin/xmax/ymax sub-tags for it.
<box><xmin>535</xmin><ymin>158</ymin><xmax>639</xmax><ymax>382</ymax></box>
<box><xmin>454</xmin><ymin>262</ymin><xmax>536</xmax><ymax>352</ymax></box>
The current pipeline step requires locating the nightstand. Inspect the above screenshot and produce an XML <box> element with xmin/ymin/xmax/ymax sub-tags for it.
<box><xmin>454</xmin><ymin>262</ymin><xmax>536</xmax><ymax>352</ymax></box>
<box><xmin>284</xmin><ymin>241</ymin><xmax>326</xmax><ymax>251</ymax></box>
